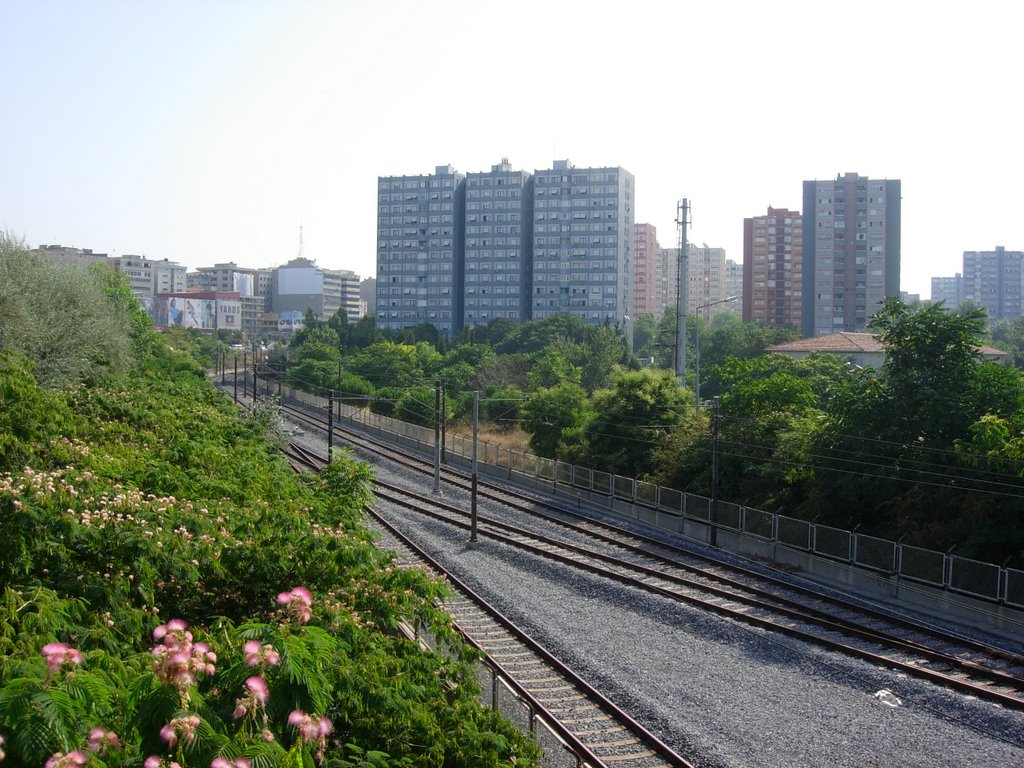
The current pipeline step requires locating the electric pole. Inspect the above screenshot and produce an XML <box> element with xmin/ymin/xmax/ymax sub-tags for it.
<box><xmin>675</xmin><ymin>198</ymin><xmax>690</xmax><ymax>388</ymax></box>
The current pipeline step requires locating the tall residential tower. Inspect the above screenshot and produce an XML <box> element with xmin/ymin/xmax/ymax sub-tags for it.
<box><xmin>801</xmin><ymin>173</ymin><xmax>900</xmax><ymax>337</ymax></box>
<box><xmin>376</xmin><ymin>165</ymin><xmax>464</xmax><ymax>338</ymax></box>
<box><xmin>463</xmin><ymin>159</ymin><xmax>532</xmax><ymax>327</ymax></box>
<box><xmin>743</xmin><ymin>207</ymin><xmax>802</xmax><ymax>330</ymax></box>
<box><xmin>531</xmin><ymin>160</ymin><xmax>635</xmax><ymax>335</ymax></box>
<box><xmin>963</xmin><ymin>246</ymin><xmax>1024</xmax><ymax>321</ymax></box>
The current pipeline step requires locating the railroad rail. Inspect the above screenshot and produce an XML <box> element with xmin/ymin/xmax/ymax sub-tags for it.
<box><xmin>282</xmin><ymin>439</ymin><xmax>694</xmax><ymax>767</ymax></box>
<box><xmin>273</xmin><ymin>396</ymin><xmax>1024</xmax><ymax>714</ymax></box>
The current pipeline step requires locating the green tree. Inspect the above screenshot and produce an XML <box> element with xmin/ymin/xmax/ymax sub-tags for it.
<box><xmin>631</xmin><ymin>312</ymin><xmax>658</xmax><ymax>362</ymax></box>
<box><xmin>520</xmin><ymin>383</ymin><xmax>591</xmax><ymax>458</ymax></box>
<box><xmin>0</xmin><ymin>235</ymin><xmax>140</xmax><ymax>387</ymax></box>
<box><xmin>494</xmin><ymin>314</ymin><xmax>593</xmax><ymax>355</ymax></box>
<box><xmin>988</xmin><ymin>316</ymin><xmax>1024</xmax><ymax>369</ymax></box>
<box><xmin>697</xmin><ymin>317</ymin><xmax>798</xmax><ymax>399</ymax></box>
<box><xmin>525</xmin><ymin>347</ymin><xmax>582</xmax><ymax>391</ymax></box>
<box><xmin>347</xmin><ymin>342</ymin><xmax>423</xmax><ymax>388</ymax></box>
<box><xmin>346</xmin><ymin>316</ymin><xmax>382</xmax><ymax>350</ymax></box>
<box><xmin>580</xmin><ymin>323</ymin><xmax>630</xmax><ymax>392</ymax></box>
<box><xmin>806</xmin><ymin>299</ymin><xmax>1024</xmax><ymax>548</ymax></box>
<box><xmin>575</xmin><ymin>368</ymin><xmax>691</xmax><ymax>476</ymax></box>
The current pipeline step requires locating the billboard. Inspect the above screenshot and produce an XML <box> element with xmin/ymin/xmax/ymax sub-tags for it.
<box><xmin>277</xmin><ymin>310</ymin><xmax>304</xmax><ymax>333</ymax></box>
<box><xmin>216</xmin><ymin>299</ymin><xmax>242</xmax><ymax>331</ymax></box>
<box><xmin>180</xmin><ymin>298</ymin><xmax>217</xmax><ymax>329</ymax></box>
<box><xmin>159</xmin><ymin>296</ymin><xmax>216</xmax><ymax>329</ymax></box>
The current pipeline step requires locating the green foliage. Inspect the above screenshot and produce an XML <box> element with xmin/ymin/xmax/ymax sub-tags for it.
<box><xmin>572</xmin><ymin>368</ymin><xmax>690</xmax><ymax>476</ymax></box>
<box><xmin>631</xmin><ymin>312</ymin><xmax>658</xmax><ymax>362</ymax></box>
<box><xmin>0</xmin><ymin>352</ymin><xmax>73</xmax><ymax>472</ymax></box>
<box><xmin>579</xmin><ymin>324</ymin><xmax>629</xmax><ymax>392</ymax></box>
<box><xmin>394</xmin><ymin>388</ymin><xmax>436</xmax><ymax>429</ymax></box>
<box><xmin>476</xmin><ymin>385</ymin><xmax>524</xmax><ymax>431</ymax></box>
<box><xmin>520</xmin><ymin>383</ymin><xmax>592</xmax><ymax>458</ymax></box>
<box><xmin>493</xmin><ymin>314</ymin><xmax>594</xmax><ymax>355</ymax></box>
<box><xmin>0</xmin><ymin>336</ymin><xmax>540</xmax><ymax>766</ymax></box>
<box><xmin>347</xmin><ymin>343</ymin><xmax>424</xmax><ymax>389</ymax></box>
<box><xmin>696</xmin><ymin>317</ymin><xmax>798</xmax><ymax>399</ymax></box>
<box><xmin>337</xmin><ymin>373</ymin><xmax>376</xmax><ymax>405</ymax></box>
<box><xmin>525</xmin><ymin>347</ymin><xmax>582</xmax><ymax>391</ymax></box>
<box><xmin>0</xmin><ymin>236</ymin><xmax>141</xmax><ymax>387</ymax></box>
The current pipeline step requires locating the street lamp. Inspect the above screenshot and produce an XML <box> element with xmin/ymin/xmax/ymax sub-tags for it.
<box><xmin>694</xmin><ymin>295</ymin><xmax>738</xmax><ymax>405</ymax></box>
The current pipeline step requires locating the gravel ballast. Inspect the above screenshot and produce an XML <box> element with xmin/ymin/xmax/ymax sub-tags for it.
<box><xmin>281</xmin><ymin>403</ymin><xmax>1024</xmax><ymax>767</ymax></box>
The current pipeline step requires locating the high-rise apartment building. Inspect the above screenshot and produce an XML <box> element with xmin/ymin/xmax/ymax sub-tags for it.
<box><xmin>633</xmin><ymin>223</ymin><xmax>658</xmax><ymax>316</ymax></box>
<box><xmin>930</xmin><ymin>273</ymin><xmax>963</xmax><ymax>308</ymax></box>
<box><xmin>464</xmin><ymin>159</ymin><xmax>532</xmax><ymax>326</ymax></box>
<box><xmin>963</xmin><ymin>247</ymin><xmax>1023</xmax><ymax>321</ymax></box>
<box><xmin>724</xmin><ymin>259</ymin><xmax>742</xmax><ymax>309</ymax></box>
<box><xmin>801</xmin><ymin>173</ymin><xmax>900</xmax><ymax>337</ymax></box>
<box><xmin>376</xmin><ymin>165</ymin><xmax>464</xmax><ymax>338</ymax></box>
<box><xmin>687</xmin><ymin>244</ymin><xmax>730</xmax><ymax>319</ymax></box>
<box><xmin>743</xmin><ymin>207</ymin><xmax>802</xmax><ymax>330</ymax></box>
<box><xmin>654</xmin><ymin>246</ymin><xmax>680</xmax><ymax>319</ymax></box>
<box><xmin>531</xmin><ymin>160</ymin><xmax>634</xmax><ymax>334</ymax></box>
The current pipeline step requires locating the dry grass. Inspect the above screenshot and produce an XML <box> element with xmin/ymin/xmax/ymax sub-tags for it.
<box><xmin>450</xmin><ymin>424</ymin><xmax>532</xmax><ymax>452</ymax></box>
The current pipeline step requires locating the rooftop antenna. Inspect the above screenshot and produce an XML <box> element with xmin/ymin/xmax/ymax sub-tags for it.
<box><xmin>297</xmin><ymin>224</ymin><xmax>304</xmax><ymax>259</ymax></box>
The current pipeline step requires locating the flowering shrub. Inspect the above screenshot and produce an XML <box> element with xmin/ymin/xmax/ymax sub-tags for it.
<box><xmin>0</xmin><ymin>348</ymin><xmax>540</xmax><ymax>767</ymax></box>
<box><xmin>276</xmin><ymin>586</ymin><xmax>313</xmax><ymax>624</ymax></box>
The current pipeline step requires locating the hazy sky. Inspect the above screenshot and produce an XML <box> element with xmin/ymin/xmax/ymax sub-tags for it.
<box><xmin>3</xmin><ymin>0</ymin><xmax>1021</xmax><ymax>299</ymax></box>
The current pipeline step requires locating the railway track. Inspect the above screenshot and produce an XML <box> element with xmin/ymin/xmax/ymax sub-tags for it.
<box><xmin>273</xmin><ymin>397</ymin><xmax>1024</xmax><ymax>714</ymax></box>
<box><xmin>368</xmin><ymin>505</ymin><xmax>695</xmax><ymax>768</ymax></box>
<box><xmin>282</xmin><ymin>439</ymin><xmax>694</xmax><ymax>767</ymax></box>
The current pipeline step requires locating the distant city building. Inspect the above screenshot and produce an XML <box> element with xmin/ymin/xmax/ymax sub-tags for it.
<box><xmin>724</xmin><ymin>259</ymin><xmax>742</xmax><ymax>311</ymax></box>
<box><xmin>188</xmin><ymin>263</ymin><xmax>257</xmax><ymax>295</ymax></box>
<box><xmin>239</xmin><ymin>295</ymin><xmax>266</xmax><ymax>337</ymax></box>
<box><xmin>531</xmin><ymin>160</ymin><xmax>635</xmax><ymax>338</ymax></box>
<box><xmin>633</xmin><ymin>223</ymin><xmax>659</xmax><ymax>316</ymax></box>
<box><xmin>900</xmin><ymin>291</ymin><xmax>921</xmax><ymax>305</ymax></box>
<box><xmin>801</xmin><ymin>173</ymin><xmax>901</xmax><ymax>336</ymax></box>
<box><xmin>271</xmin><ymin>257</ymin><xmax>327</xmax><ymax>319</ymax></box>
<box><xmin>108</xmin><ymin>255</ymin><xmax>186</xmax><ymax>302</ymax></box>
<box><xmin>654</xmin><ymin>246</ymin><xmax>679</xmax><ymax>319</ymax></box>
<box><xmin>323</xmin><ymin>268</ymin><xmax>361</xmax><ymax>323</ymax></box>
<box><xmin>35</xmin><ymin>244</ymin><xmax>108</xmax><ymax>268</ymax></box>
<box><xmin>743</xmin><ymin>207</ymin><xmax>802</xmax><ymax>330</ymax></box>
<box><xmin>463</xmin><ymin>159</ymin><xmax>533</xmax><ymax>327</ymax></box>
<box><xmin>360</xmin><ymin>277</ymin><xmax>376</xmax><ymax>318</ymax></box>
<box><xmin>931</xmin><ymin>273</ymin><xmax>964</xmax><ymax>308</ymax></box>
<box><xmin>376</xmin><ymin>165</ymin><xmax>464</xmax><ymax>338</ymax></box>
<box><xmin>375</xmin><ymin>159</ymin><xmax>635</xmax><ymax>340</ymax></box>
<box><xmin>255</xmin><ymin>269</ymin><xmax>274</xmax><ymax>305</ymax></box>
<box><xmin>687</xmin><ymin>243</ymin><xmax>731</xmax><ymax>319</ymax></box>
<box><xmin>153</xmin><ymin>260</ymin><xmax>187</xmax><ymax>296</ymax></box>
<box><xmin>963</xmin><ymin>247</ymin><xmax>1023</xmax><ymax>321</ymax></box>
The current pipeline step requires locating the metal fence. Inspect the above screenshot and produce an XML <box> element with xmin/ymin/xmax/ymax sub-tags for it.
<box><xmin>273</xmin><ymin>381</ymin><xmax>1022</xmax><ymax>607</ymax></box>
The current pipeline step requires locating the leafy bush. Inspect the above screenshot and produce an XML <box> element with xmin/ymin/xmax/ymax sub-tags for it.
<box><xmin>0</xmin><ymin>349</ymin><xmax>540</xmax><ymax>767</ymax></box>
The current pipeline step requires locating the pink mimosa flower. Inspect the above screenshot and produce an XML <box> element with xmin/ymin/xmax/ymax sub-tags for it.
<box><xmin>44</xmin><ymin>753</ymin><xmax>88</xmax><ymax>768</ymax></box>
<box><xmin>41</xmin><ymin>643</ymin><xmax>84</xmax><ymax>675</ymax></box>
<box><xmin>86</xmin><ymin>727</ymin><xmax>120</xmax><ymax>753</ymax></box>
<box><xmin>245</xmin><ymin>676</ymin><xmax>269</xmax><ymax>704</ymax></box>
<box><xmin>277</xmin><ymin>586</ymin><xmax>314</xmax><ymax>623</ymax></box>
